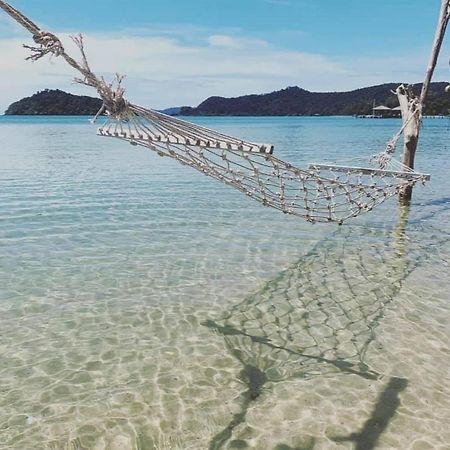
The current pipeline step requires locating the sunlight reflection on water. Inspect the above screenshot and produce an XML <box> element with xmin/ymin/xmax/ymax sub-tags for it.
<box><xmin>0</xmin><ymin>116</ymin><xmax>449</xmax><ymax>449</ymax></box>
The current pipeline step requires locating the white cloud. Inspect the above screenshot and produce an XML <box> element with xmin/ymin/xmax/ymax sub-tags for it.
<box><xmin>0</xmin><ymin>31</ymin><xmax>347</xmax><ymax>111</ymax></box>
<box><xmin>208</xmin><ymin>35</ymin><xmax>242</xmax><ymax>49</ymax></box>
<box><xmin>0</xmin><ymin>14</ymin><xmax>27</xmax><ymax>36</ymax></box>
<box><xmin>0</xmin><ymin>27</ymin><xmax>449</xmax><ymax>113</ymax></box>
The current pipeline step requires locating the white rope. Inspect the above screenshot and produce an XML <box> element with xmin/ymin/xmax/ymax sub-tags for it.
<box><xmin>372</xmin><ymin>105</ymin><xmax>422</xmax><ymax>169</ymax></box>
<box><xmin>97</xmin><ymin>110</ymin><xmax>429</xmax><ymax>224</ymax></box>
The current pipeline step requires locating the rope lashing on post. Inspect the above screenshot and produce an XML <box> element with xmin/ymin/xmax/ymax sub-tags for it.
<box><xmin>372</xmin><ymin>104</ymin><xmax>422</xmax><ymax>169</ymax></box>
<box><xmin>0</xmin><ymin>0</ymin><xmax>431</xmax><ymax>224</ymax></box>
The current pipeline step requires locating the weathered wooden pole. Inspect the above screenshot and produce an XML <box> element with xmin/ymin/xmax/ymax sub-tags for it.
<box><xmin>397</xmin><ymin>0</ymin><xmax>450</xmax><ymax>204</ymax></box>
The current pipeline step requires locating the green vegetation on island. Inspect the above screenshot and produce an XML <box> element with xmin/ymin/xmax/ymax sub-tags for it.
<box><xmin>5</xmin><ymin>89</ymin><xmax>102</xmax><ymax>115</ymax></box>
<box><xmin>5</xmin><ymin>83</ymin><xmax>450</xmax><ymax>116</ymax></box>
<box><xmin>181</xmin><ymin>83</ymin><xmax>450</xmax><ymax>116</ymax></box>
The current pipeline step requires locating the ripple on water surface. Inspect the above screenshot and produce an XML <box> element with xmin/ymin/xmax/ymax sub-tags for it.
<box><xmin>0</xmin><ymin>116</ymin><xmax>449</xmax><ymax>449</ymax></box>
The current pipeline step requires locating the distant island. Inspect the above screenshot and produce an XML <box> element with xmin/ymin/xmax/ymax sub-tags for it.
<box><xmin>4</xmin><ymin>89</ymin><xmax>183</xmax><ymax>116</ymax></box>
<box><xmin>5</xmin><ymin>89</ymin><xmax>103</xmax><ymax>115</ymax></box>
<box><xmin>5</xmin><ymin>83</ymin><xmax>450</xmax><ymax>116</ymax></box>
<box><xmin>182</xmin><ymin>83</ymin><xmax>450</xmax><ymax>116</ymax></box>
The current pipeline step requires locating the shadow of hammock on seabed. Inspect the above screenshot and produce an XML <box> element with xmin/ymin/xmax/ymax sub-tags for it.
<box><xmin>203</xmin><ymin>210</ymin><xmax>444</xmax><ymax>450</ymax></box>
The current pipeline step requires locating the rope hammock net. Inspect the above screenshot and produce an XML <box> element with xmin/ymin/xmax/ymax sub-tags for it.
<box><xmin>0</xmin><ymin>1</ymin><xmax>431</xmax><ymax>224</ymax></box>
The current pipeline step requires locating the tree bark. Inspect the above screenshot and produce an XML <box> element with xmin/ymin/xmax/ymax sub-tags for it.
<box><xmin>397</xmin><ymin>0</ymin><xmax>450</xmax><ymax>205</ymax></box>
<box><xmin>396</xmin><ymin>85</ymin><xmax>421</xmax><ymax>205</ymax></box>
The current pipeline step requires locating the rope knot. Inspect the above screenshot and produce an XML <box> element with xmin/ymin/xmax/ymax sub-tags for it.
<box><xmin>24</xmin><ymin>31</ymin><xmax>64</xmax><ymax>60</ymax></box>
<box><xmin>372</xmin><ymin>151</ymin><xmax>392</xmax><ymax>169</ymax></box>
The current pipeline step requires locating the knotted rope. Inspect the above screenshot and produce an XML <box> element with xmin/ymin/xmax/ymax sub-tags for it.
<box><xmin>373</xmin><ymin>103</ymin><xmax>421</xmax><ymax>169</ymax></box>
<box><xmin>0</xmin><ymin>0</ymin><xmax>128</xmax><ymax>117</ymax></box>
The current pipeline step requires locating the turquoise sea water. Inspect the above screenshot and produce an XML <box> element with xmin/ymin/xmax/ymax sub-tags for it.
<box><xmin>0</xmin><ymin>115</ymin><xmax>449</xmax><ymax>450</ymax></box>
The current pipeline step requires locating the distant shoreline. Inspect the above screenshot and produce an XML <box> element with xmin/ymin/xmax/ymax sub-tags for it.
<box><xmin>5</xmin><ymin>83</ymin><xmax>450</xmax><ymax>117</ymax></box>
<box><xmin>2</xmin><ymin>114</ymin><xmax>448</xmax><ymax>119</ymax></box>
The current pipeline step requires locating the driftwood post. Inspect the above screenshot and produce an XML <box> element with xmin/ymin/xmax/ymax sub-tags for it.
<box><xmin>397</xmin><ymin>0</ymin><xmax>450</xmax><ymax>204</ymax></box>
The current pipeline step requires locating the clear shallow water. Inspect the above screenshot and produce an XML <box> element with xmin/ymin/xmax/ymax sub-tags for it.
<box><xmin>0</xmin><ymin>115</ymin><xmax>449</xmax><ymax>450</ymax></box>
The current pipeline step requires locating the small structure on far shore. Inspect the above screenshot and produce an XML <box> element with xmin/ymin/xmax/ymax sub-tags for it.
<box><xmin>373</xmin><ymin>105</ymin><xmax>394</xmax><ymax>117</ymax></box>
<box><xmin>357</xmin><ymin>103</ymin><xmax>402</xmax><ymax>118</ymax></box>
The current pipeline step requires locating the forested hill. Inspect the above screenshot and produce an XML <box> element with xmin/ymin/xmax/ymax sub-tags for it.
<box><xmin>5</xmin><ymin>89</ymin><xmax>102</xmax><ymax>115</ymax></box>
<box><xmin>6</xmin><ymin>83</ymin><xmax>450</xmax><ymax>116</ymax></box>
<box><xmin>181</xmin><ymin>83</ymin><xmax>450</xmax><ymax>116</ymax></box>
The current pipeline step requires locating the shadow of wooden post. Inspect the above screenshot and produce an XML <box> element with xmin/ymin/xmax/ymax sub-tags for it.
<box><xmin>331</xmin><ymin>377</ymin><xmax>408</xmax><ymax>450</ymax></box>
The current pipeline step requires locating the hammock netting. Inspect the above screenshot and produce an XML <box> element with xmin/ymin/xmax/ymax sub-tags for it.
<box><xmin>0</xmin><ymin>0</ymin><xmax>431</xmax><ymax>224</ymax></box>
<box><xmin>98</xmin><ymin>108</ymin><xmax>429</xmax><ymax>224</ymax></box>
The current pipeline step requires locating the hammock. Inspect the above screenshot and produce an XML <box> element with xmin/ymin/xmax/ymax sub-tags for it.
<box><xmin>0</xmin><ymin>0</ymin><xmax>431</xmax><ymax>224</ymax></box>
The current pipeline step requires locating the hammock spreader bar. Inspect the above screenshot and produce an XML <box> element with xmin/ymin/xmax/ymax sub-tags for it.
<box><xmin>308</xmin><ymin>164</ymin><xmax>430</xmax><ymax>181</ymax></box>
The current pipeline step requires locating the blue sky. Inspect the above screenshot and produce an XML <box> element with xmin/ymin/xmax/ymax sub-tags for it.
<box><xmin>0</xmin><ymin>0</ymin><xmax>449</xmax><ymax>110</ymax></box>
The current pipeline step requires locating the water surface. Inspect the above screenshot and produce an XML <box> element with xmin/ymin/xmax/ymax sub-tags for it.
<box><xmin>0</xmin><ymin>116</ymin><xmax>449</xmax><ymax>449</ymax></box>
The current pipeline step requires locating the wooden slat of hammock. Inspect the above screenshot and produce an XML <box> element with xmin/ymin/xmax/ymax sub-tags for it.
<box><xmin>309</xmin><ymin>163</ymin><xmax>431</xmax><ymax>181</ymax></box>
<box><xmin>97</xmin><ymin>128</ymin><xmax>274</xmax><ymax>154</ymax></box>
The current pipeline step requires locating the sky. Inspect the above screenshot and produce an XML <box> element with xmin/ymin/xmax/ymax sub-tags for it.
<box><xmin>0</xmin><ymin>0</ymin><xmax>450</xmax><ymax>111</ymax></box>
